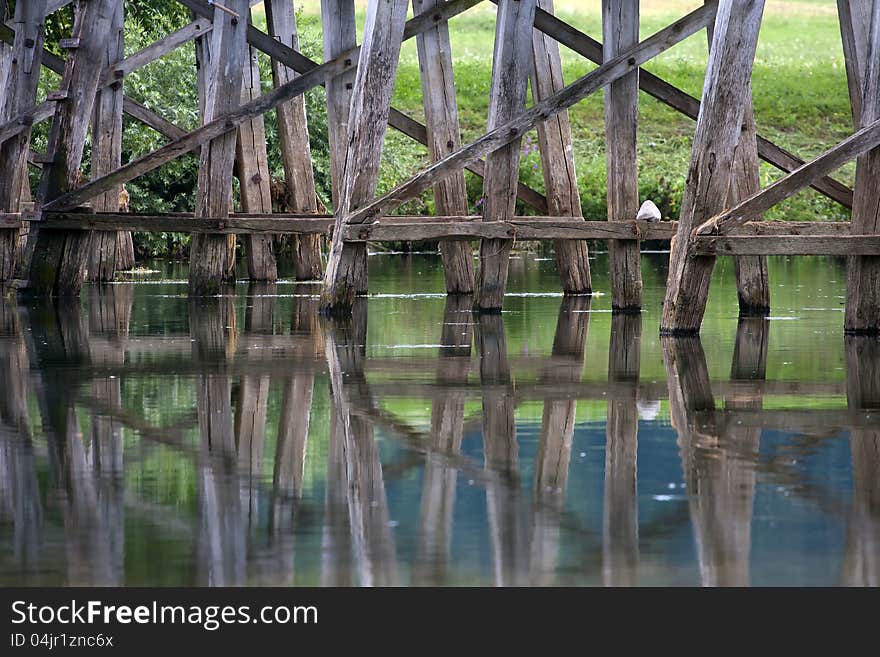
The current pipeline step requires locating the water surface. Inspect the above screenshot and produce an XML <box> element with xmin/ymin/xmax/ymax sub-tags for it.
<box><xmin>0</xmin><ymin>252</ymin><xmax>874</xmax><ymax>586</ymax></box>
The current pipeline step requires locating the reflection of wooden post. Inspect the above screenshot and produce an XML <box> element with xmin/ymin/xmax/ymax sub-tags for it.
<box><xmin>843</xmin><ymin>336</ymin><xmax>880</xmax><ymax>585</ymax></box>
<box><xmin>324</xmin><ymin>302</ymin><xmax>399</xmax><ymax>586</ymax></box>
<box><xmin>476</xmin><ymin>313</ymin><xmax>529</xmax><ymax>585</ymax></box>
<box><xmin>529</xmin><ymin>297</ymin><xmax>589</xmax><ymax>585</ymax></box>
<box><xmin>0</xmin><ymin>301</ymin><xmax>43</xmax><ymax>570</ymax></box>
<box><xmin>604</xmin><ymin>313</ymin><xmax>641</xmax><ymax>586</ymax></box>
<box><xmin>665</xmin><ymin>335</ymin><xmax>757</xmax><ymax>586</ymax></box>
<box><xmin>191</xmin><ymin>297</ymin><xmax>246</xmax><ymax>585</ymax></box>
<box><xmin>415</xmin><ymin>295</ymin><xmax>473</xmax><ymax>585</ymax></box>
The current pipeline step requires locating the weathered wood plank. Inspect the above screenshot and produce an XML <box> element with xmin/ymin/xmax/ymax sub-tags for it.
<box><xmin>108</xmin><ymin>19</ymin><xmax>213</xmax><ymax>84</ymax></box>
<box><xmin>693</xmin><ymin>235</ymin><xmax>880</xmax><ymax>256</ymax></box>
<box><xmin>845</xmin><ymin>1</ymin><xmax>880</xmax><ymax>334</ymax></box>
<box><xmin>266</xmin><ymin>0</ymin><xmax>322</xmax><ymax>281</ymax></box>
<box><xmin>414</xmin><ymin>0</ymin><xmax>475</xmax><ymax>295</ymax></box>
<box><xmin>0</xmin><ymin>0</ymin><xmax>48</xmax><ymax>281</ymax></box>
<box><xmin>837</xmin><ymin>0</ymin><xmax>871</xmax><ymax>127</ymax></box>
<box><xmin>661</xmin><ymin>0</ymin><xmax>766</xmax><ymax>335</ymax></box>
<box><xmin>86</xmin><ymin>1</ymin><xmax>125</xmax><ymax>283</ymax></box>
<box><xmin>321</xmin><ymin>0</ymin><xmax>412</xmax><ymax>315</ymax></box>
<box><xmin>474</xmin><ymin>0</ymin><xmax>537</xmax><ymax>312</ymax></box>
<box><xmin>236</xmin><ymin>41</ymin><xmax>277</xmax><ymax>282</ymax></box>
<box><xmin>189</xmin><ymin>0</ymin><xmax>250</xmax><ymax>296</ymax></box>
<box><xmin>603</xmin><ymin>0</ymin><xmax>640</xmax><ymax>310</ymax></box>
<box><xmin>27</xmin><ymin>0</ymin><xmax>118</xmax><ymax>297</ymax></box>
<box><xmin>347</xmin><ymin>3</ymin><xmax>717</xmax><ymax>226</ymax></box>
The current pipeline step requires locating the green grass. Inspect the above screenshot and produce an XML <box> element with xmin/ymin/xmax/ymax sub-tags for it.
<box><xmin>254</xmin><ymin>0</ymin><xmax>855</xmax><ymax>223</ymax></box>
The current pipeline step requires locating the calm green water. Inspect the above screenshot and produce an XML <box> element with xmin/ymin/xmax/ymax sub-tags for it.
<box><xmin>0</xmin><ymin>251</ymin><xmax>875</xmax><ymax>586</ymax></box>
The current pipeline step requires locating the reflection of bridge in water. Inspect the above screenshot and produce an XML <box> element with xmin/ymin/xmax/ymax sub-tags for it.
<box><xmin>1</xmin><ymin>286</ymin><xmax>878</xmax><ymax>586</ymax></box>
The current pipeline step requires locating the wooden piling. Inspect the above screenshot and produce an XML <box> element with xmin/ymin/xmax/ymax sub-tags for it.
<box><xmin>86</xmin><ymin>2</ymin><xmax>128</xmax><ymax>283</ymax></box>
<box><xmin>413</xmin><ymin>0</ymin><xmax>475</xmax><ymax>295</ymax></box>
<box><xmin>474</xmin><ymin>0</ymin><xmax>538</xmax><ymax>312</ymax></box>
<box><xmin>265</xmin><ymin>0</ymin><xmax>323</xmax><ymax>281</ymax></box>
<box><xmin>603</xmin><ymin>0</ymin><xmax>640</xmax><ymax>311</ymax></box>
<box><xmin>661</xmin><ymin>0</ymin><xmax>766</xmax><ymax>334</ymax></box>
<box><xmin>236</xmin><ymin>44</ymin><xmax>278</xmax><ymax>282</ymax></box>
<box><xmin>189</xmin><ymin>0</ymin><xmax>250</xmax><ymax>296</ymax></box>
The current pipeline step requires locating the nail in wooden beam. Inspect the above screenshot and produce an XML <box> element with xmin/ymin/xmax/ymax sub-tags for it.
<box><xmin>532</xmin><ymin>0</ymin><xmax>590</xmax><ymax>296</ymax></box>
<box><xmin>86</xmin><ymin>1</ymin><xmax>127</xmax><ymax>283</ymax></box>
<box><xmin>706</xmin><ymin>3</ymin><xmax>769</xmax><ymax>317</ymax></box>
<box><xmin>27</xmin><ymin>0</ymin><xmax>118</xmax><ymax>297</ymax></box>
<box><xmin>321</xmin><ymin>0</ymin><xmax>412</xmax><ymax>316</ymax></box>
<box><xmin>660</xmin><ymin>0</ymin><xmax>765</xmax><ymax>335</ymax></box>
<box><xmin>0</xmin><ymin>0</ymin><xmax>48</xmax><ymax>281</ymax></box>
<box><xmin>413</xmin><ymin>0</ymin><xmax>475</xmax><ymax>295</ymax></box>
<box><xmin>475</xmin><ymin>0</ymin><xmax>538</xmax><ymax>312</ymax></box>
<box><xmin>266</xmin><ymin>0</ymin><xmax>322</xmax><ymax>281</ymax></box>
<box><xmin>604</xmin><ymin>312</ymin><xmax>641</xmax><ymax>586</ymax></box>
<box><xmin>236</xmin><ymin>42</ymin><xmax>278</xmax><ymax>282</ymax></box>
<box><xmin>189</xmin><ymin>0</ymin><xmax>251</xmax><ymax>296</ymax></box>
<box><xmin>845</xmin><ymin>1</ymin><xmax>880</xmax><ymax>335</ymax></box>
<box><xmin>603</xmin><ymin>0</ymin><xmax>640</xmax><ymax>311</ymax></box>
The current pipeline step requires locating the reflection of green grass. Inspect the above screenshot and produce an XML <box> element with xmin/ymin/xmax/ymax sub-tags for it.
<box><xmin>262</xmin><ymin>0</ymin><xmax>853</xmax><ymax>222</ymax></box>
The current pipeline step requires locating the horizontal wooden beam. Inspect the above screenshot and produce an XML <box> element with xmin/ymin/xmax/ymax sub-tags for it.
<box><xmin>693</xmin><ymin>234</ymin><xmax>880</xmax><ymax>255</ymax></box>
<box><xmin>346</xmin><ymin>3</ymin><xmax>717</xmax><ymax>224</ymax></box>
<box><xmin>696</xmin><ymin>116</ymin><xmax>880</xmax><ymax>236</ymax></box>
<box><xmin>524</xmin><ymin>2</ymin><xmax>853</xmax><ymax>209</ymax></box>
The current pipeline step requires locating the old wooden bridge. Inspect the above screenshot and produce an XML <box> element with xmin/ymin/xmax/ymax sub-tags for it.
<box><xmin>0</xmin><ymin>0</ymin><xmax>877</xmax><ymax>334</ymax></box>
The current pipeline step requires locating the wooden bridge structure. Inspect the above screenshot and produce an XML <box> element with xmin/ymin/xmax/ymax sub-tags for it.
<box><xmin>0</xmin><ymin>0</ymin><xmax>878</xmax><ymax>334</ymax></box>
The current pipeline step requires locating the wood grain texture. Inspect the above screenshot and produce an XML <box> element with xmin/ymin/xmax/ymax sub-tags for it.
<box><xmin>266</xmin><ymin>0</ymin><xmax>322</xmax><ymax>280</ymax></box>
<box><xmin>475</xmin><ymin>0</ymin><xmax>538</xmax><ymax>312</ymax></box>
<box><xmin>661</xmin><ymin>0</ymin><xmax>765</xmax><ymax>334</ymax></box>
<box><xmin>603</xmin><ymin>0</ymin><xmax>640</xmax><ymax>310</ymax></box>
<box><xmin>413</xmin><ymin>0</ymin><xmax>475</xmax><ymax>295</ymax></box>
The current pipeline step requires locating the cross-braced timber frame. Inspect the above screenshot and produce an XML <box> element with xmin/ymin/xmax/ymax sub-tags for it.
<box><xmin>0</xmin><ymin>0</ymin><xmax>875</xmax><ymax>335</ymax></box>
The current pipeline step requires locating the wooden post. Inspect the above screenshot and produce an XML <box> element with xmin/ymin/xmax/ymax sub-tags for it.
<box><xmin>660</xmin><ymin>0</ymin><xmax>766</xmax><ymax>334</ymax></box>
<box><xmin>602</xmin><ymin>0</ymin><xmax>640</xmax><ymax>311</ymax></box>
<box><xmin>235</xmin><ymin>44</ymin><xmax>278</xmax><ymax>282</ymax></box>
<box><xmin>26</xmin><ymin>0</ymin><xmax>118</xmax><ymax>297</ymax></box>
<box><xmin>321</xmin><ymin>0</ymin><xmax>411</xmax><ymax>315</ymax></box>
<box><xmin>476</xmin><ymin>313</ymin><xmax>529</xmax><ymax>585</ymax></box>
<box><xmin>843</xmin><ymin>335</ymin><xmax>880</xmax><ymax>585</ymax></box>
<box><xmin>603</xmin><ymin>313</ymin><xmax>641</xmax><ymax>586</ymax></box>
<box><xmin>414</xmin><ymin>295</ymin><xmax>473</xmax><ymax>585</ymax></box>
<box><xmin>474</xmin><ymin>0</ymin><xmax>537</xmax><ymax>312</ymax></box>
<box><xmin>266</xmin><ymin>0</ymin><xmax>323</xmax><ymax>281</ymax></box>
<box><xmin>706</xmin><ymin>4</ymin><xmax>769</xmax><ymax>317</ymax></box>
<box><xmin>531</xmin><ymin>0</ymin><xmax>590</xmax><ymax>296</ymax></box>
<box><xmin>189</xmin><ymin>1</ymin><xmax>250</xmax><ymax>296</ymax></box>
<box><xmin>837</xmin><ymin>0</ymin><xmax>871</xmax><ymax>127</ymax></box>
<box><xmin>530</xmin><ymin>296</ymin><xmax>589</xmax><ymax>585</ymax></box>
<box><xmin>413</xmin><ymin>0</ymin><xmax>475</xmax><ymax>295</ymax></box>
<box><xmin>86</xmin><ymin>1</ymin><xmax>126</xmax><ymax>283</ymax></box>
<box><xmin>0</xmin><ymin>0</ymin><xmax>48</xmax><ymax>281</ymax></box>
<box><xmin>845</xmin><ymin>1</ymin><xmax>880</xmax><ymax>334</ymax></box>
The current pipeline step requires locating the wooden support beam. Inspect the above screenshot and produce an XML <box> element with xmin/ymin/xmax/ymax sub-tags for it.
<box><xmin>475</xmin><ymin>0</ymin><xmax>538</xmax><ymax>312</ymax></box>
<box><xmin>414</xmin><ymin>0</ymin><xmax>475</xmax><ymax>295</ymax></box>
<box><xmin>266</xmin><ymin>0</ymin><xmax>322</xmax><ymax>281</ymax></box>
<box><xmin>320</xmin><ymin>0</ymin><xmax>412</xmax><ymax>315</ymax></box>
<box><xmin>692</xmin><ymin>234</ymin><xmax>880</xmax><ymax>256</ymax></box>
<box><xmin>532</xmin><ymin>0</ymin><xmax>590</xmax><ymax>296</ymax></box>
<box><xmin>603</xmin><ymin>0</ymin><xmax>640</xmax><ymax>311</ymax></box>
<box><xmin>346</xmin><ymin>3</ymin><xmax>717</xmax><ymax>226</ymax></box>
<box><xmin>660</xmin><ymin>0</ymin><xmax>765</xmax><ymax>335</ymax></box>
<box><xmin>189</xmin><ymin>0</ymin><xmax>250</xmax><ymax>296</ymax></box>
<box><xmin>108</xmin><ymin>19</ymin><xmax>213</xmax><ymax>85</ymax></box>
<box><xmin>837</xmin><ymin>0</ymin><xmax>871</xmax><ymax>127</ymax></box>
<box><xmin>0</xmin><ymin>0</ymin><xmax>48</xmax><ymax>281</ymax></box>
<box><xmin>236</xmin><ymin>41</ymin><xmax>278</xmax><ymax>282</ymax></box>
<box><xmin>86</xmin><ymin>1</ymin><xmax>127</xmax><ymax>283</ymax></box>
<box><xmin>27</xmin><ymin>0</ymin><xmax>118</xmax><ymax>297</ymax></box>
<box><xmin>695</xmin><ymin>117</ymin><xmax>880</xmax><ymax>237</ymax></box>
<box><xmin>707</xmin><ymin>4</ymin><xmax>768</xmax><ymax>317</ymax></box>
<box><xmin>845</xmin><ymin>1</ymin><xmax>880</xmax><ymax>335</ymax></box>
